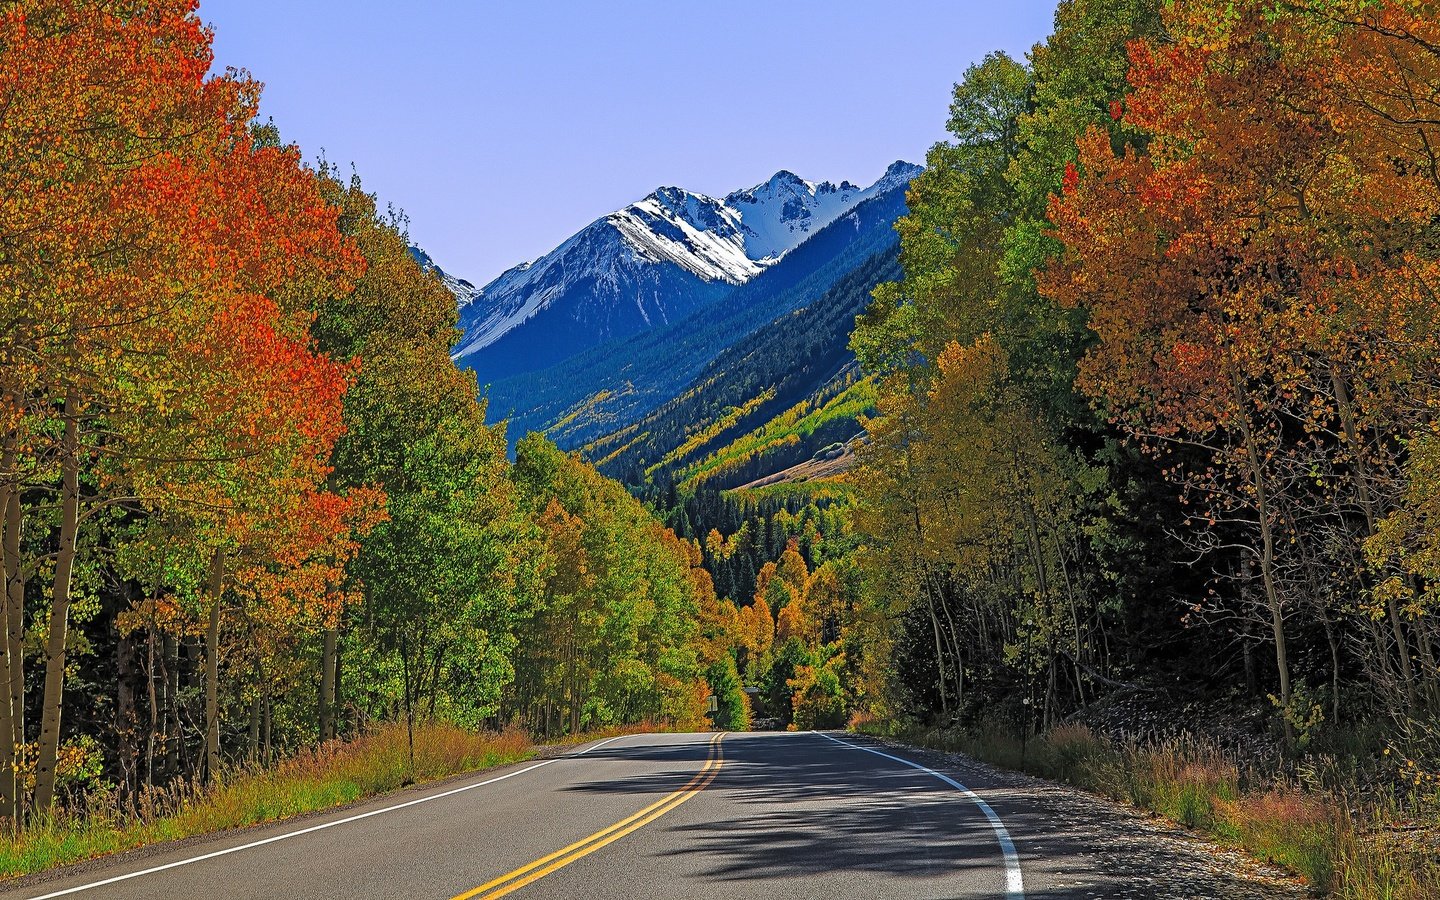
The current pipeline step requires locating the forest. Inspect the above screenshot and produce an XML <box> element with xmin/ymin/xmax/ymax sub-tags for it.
<box><xmin>845</xmin><ymin>0</ymin><xmax>1440</xmax><ymax>746</ymax></box>
<box><xmin>4</xmin><ymin>0</ymin><xmax>1440</xmax><ymax>893</ymax></box>
<box><xmin>0</xmin><ymin>0</ymin><xmax>730</xmax><ymax>831</ymax></box>
<box><xmin>640</xmin><ymin>0</ymin><xmax>1440</xmax><ymax>889</ymax></box>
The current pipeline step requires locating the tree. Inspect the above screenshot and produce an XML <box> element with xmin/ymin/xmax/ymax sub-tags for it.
<box><xmin>0</xmin><ymin>0</ymin><xmax>365</xmax><ymax>813</ymax></box>
<box><xmin>706</xmin><ymin>655</ymin><xmax>750</xmax><ymax>731</ymax></box>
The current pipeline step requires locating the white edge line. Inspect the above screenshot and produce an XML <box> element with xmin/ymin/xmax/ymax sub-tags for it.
<box><xmin>23</xmin><ymin>734</ymin><xmax>632</xmax><ymax>900</ymax></box>
<box><xmin>816</xmin><ymin>731</ymin><xmax>1024</xmax><ymax>899</ymax></box>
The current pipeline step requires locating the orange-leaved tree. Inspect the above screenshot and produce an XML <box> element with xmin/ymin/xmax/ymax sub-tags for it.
<box><xmin>1041</xmin><ymin>0</ymin><xmax>1440</xmax><ymax>731</ymax></box>
<box><xmin>0</xmin><ymin>0</ymin><xmax>367</xmax><ymax>813</ymax></box>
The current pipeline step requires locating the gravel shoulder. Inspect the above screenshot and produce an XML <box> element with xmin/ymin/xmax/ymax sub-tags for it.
<box><xmin>871</xmin><ymin>735</ymin><xmax>1314</xmax><ymax>899</ymax></box>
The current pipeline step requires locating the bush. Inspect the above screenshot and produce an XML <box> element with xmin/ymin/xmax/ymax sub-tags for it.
<box><xmin>791</xmin><ymin>666</ymin><xmax>846</xmax><ymax>730</ymax></box>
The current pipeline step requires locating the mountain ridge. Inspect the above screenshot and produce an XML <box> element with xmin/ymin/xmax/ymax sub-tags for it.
<box><xmin>480</xmin><ymin>181</ymin><xmax>912</xmax><ymax>455</ymax></box>
<box><xmin>425</xmin><ymin>161</ymin><xmax>919</xmax><ymax>383</ymax></box>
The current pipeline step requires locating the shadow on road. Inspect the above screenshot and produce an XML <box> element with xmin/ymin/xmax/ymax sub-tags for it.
<box><xmin>561</xmin><ymin>732</ymin><xmax>1303</xmax><ymax>899</ymax></box>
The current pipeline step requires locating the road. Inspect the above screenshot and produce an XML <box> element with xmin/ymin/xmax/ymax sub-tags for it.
<box><xmin>1</xmin><ymin>731</ymin><xmax>1300</xmax><ymax>899</ymax></box>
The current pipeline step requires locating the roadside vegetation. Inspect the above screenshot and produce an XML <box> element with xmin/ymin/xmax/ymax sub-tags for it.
<box><xmin>861</xmin><ymin>719</ymin><xmax>1440</xmax><ymax>899</ymax></box>
<box><xmin>7</xmin><ymin>0</ymin><xmax>1440</xmax><ymax>894</ymax></box>
<box><xmin>632</xmin><ymin>0</ymin><xmax>1440</xmax><ymax>894</ymax></box>
<box><xmin>0</xmin><ymin>723</ymin><xmax>531</xmax><ymax>878</ymax></box>
<box><xmin>0</xmin><ymin>0</ymin><xmax>723</xmax><ymax>853</ymax></box>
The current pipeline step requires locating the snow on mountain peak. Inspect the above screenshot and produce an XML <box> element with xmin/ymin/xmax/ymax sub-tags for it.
<box><xmin>609</xmin><ymin>188</ymin><xmax>758</xmax><ymax>285</ymax></box>
<box><xmin>722</xmin><ymin>165</ymin><xmax>897</xmax><ymax>263</ymax></box>
<box><xmin>447</xmin><ymin>161</ymin><xmax>921</xmax><ymax>359</ymax></box>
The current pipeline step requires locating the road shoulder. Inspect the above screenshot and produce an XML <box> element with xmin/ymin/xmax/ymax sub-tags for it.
<box><xmin>0</xmin><ymin>734</ymin><xmax>633</xmax><ymax>898</ymax></box>
<box><xmin>850</xmin><ymin>734</ymin><xmax>1314</xmax><ymax>899</ymax></box>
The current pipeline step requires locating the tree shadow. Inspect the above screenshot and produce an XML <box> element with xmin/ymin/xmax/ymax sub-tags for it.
<box><xmin>563</xmin><ymin>732</ymin><xmax>1304</xmax><ymax>899</ymax></box>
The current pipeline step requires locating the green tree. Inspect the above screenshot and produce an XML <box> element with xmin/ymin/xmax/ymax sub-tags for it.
<box><xmin>706</xmin><ymin>655</ymin><xmax>751</xmax><ymax>731</ymax></box>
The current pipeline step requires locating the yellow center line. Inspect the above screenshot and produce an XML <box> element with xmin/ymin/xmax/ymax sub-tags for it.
<box><xmin>450</xmin><ymin>733</ymin><xmax>726</xmax><ymax>900</ymax></box>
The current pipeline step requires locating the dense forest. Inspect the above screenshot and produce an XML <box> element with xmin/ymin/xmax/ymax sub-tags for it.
<box><xmin>628</xmin><ymin>0</ymin><xmax>1440</xmax><ymax>824</ymax></box>
<box><xmin>592</xmin><ymin>251</ymin><xmax>897</xmax><ymax>490</ymax></box>
<box><xmin>0</xmin><ymin>0</ymin><xmax>729</xmax><ymax>824</ymax></box>
<box><xmin>840</xmin><ymin>0</ymin><xmax>1440</xmax><ymax>763</ymax></box>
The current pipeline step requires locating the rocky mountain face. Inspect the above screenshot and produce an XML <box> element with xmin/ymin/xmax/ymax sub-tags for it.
<box><xmin>427</xmin><ymin>162</ymin><xmax>921</xmax><ymax>385</ymax></box>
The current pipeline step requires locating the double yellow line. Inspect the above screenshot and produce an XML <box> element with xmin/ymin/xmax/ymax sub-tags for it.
<box><xmin>450</xmin><ymin>733</ymin><xmax>726</xmax><ymax>900</ymax></box>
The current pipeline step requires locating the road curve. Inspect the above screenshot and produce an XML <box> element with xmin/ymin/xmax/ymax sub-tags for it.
<box><xmin>0</xmin><ymin>730</ymin><xmax>1168</xmax><ymax>899</ymax></box>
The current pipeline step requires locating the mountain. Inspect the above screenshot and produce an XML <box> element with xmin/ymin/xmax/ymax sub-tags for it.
<box><xmin>482</xmin><ymin>180</ymin><xmax>912</xmax><ymax>454</ymax></box>
<box><xmin>444</xmin><ymin>161</ymin><xmax>921</xmax><ymax>386</ymax></box>
<box><xmin>585</xmin><ymin>250</ymin><xmax>900</xmax><ymax>491</ymax></box>
<box><xmin>408</xmin><ymin>246</ymin><xmax>481</xmax><ymax>307</ymax></box>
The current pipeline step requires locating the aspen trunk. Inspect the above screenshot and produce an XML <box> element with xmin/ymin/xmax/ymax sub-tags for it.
<box><xmin>568</xmin><ymin>635</ymin><xmax>580</xmax><ymax>734</ymax></box>
<box><xmin>1322</xmin><ymin>611</ymin><xmax>1342</xmax><ymax>725</ymax></box>
<box><xmin>1331</xmin><ymin>367</ymin><xmax>1430</xmax><ymax>712</ymax></box>
<box><xmin>204</xmin><ymin>547</ymin><xmax>225</xmax><ymax>783</ymax></box>
<box><xmin>331</xmin><ymin>637</ymin><xmax>342</xmax><ymax>738</ymax></box>
<box><xmin>116</xmin><ymin>613</ymin><xmax>137</xmax><ymax>801</ymax></box>
<box><xmin>247</xmin><ymin>695</ymin><xmax>260</xmax><ymax>762</ymax></box>
<box><xmin>145</xmin><ymin>628</ymin><xmax>158</xmax><ymax>787</ymax></box>
<box><xmin>35</xmin><ymin>394</ymin><xmax>80</xmax><ymax>814</ymax></box>
<box><xmin>923</xmin><ymin>576</ymin><xmax>949</xmax><ymax>718</ymax></box>
<box><xmin>399</xmin><ymin>631</ymin><xmax>415</xmax><ymax>772</ymax></box>
<box><xmin>319</xmin><ymin>627</ymin><xmax>337</xmax><ymax>742</ymax></box>
<box><xmin>262</xmin><ymin>688</ymin><xmax>272</xmax><ymax>764</ymax></box>
<box><xmin>923</xmin><ymin>567</ymin><xmax>966</xmax><ymax>706</ymax></box>
<box><xmin>162</xmin><ymin>633</ymin><xmax>179</xmax><ymax>778</ymax></box>
<box><xmin>3</xmin><ymin>440</ymin><xmax>24</xmax><ymax>760</ymax></box>
<box><xmin>0</xmin><ymin>479</ymin><xmax>17</xmax><ymax>823</ymax></box>
<box><xmin>1414</xmin><ymin>632</ymin><xmax>1440</xmax><ymax>713</ymax></box>
<box><xmin>1233</xmin><ymin>377</ymin><xmax>1293</xmax><ymax>745</ymax></box>
<box><xmin>907</xmin><ymin>485</ymin><xmax>950</xmax><ymax>720</ymax></box>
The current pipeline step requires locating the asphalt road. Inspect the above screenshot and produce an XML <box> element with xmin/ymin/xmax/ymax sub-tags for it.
<box><xmin>0</xmin><ymin>730</ymin><xmax>1279</xmax><ymax>899</ymax></box>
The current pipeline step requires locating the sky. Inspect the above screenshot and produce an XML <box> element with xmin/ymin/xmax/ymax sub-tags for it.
<box><xmin>204</xmin><ymin>1</ymin><xmax>1061</xmax><ymax>285</ymax></box>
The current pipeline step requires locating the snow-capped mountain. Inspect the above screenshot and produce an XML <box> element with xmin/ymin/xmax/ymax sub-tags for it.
<box><xmin>722</xmin><ymin>161</ymin><xmax>918</xmax><ymax>263</ymax></box>
<box><xmin>432</xmin><ymin>161</ymin><xmax>920</xmax><ymax>382</ymax></box>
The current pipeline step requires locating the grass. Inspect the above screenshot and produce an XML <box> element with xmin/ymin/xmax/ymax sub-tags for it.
<box><xmin>858</xmin><ymin>719</ymin><xmax>1440</xmax><ymax>899</ymax></box>
<box><xmin>0</xmin><ymin>722</ymin><xmax>537</xmax><ymax>878</ymax></box>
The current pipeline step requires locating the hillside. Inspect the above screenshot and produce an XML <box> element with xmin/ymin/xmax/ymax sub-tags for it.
<box><xmin>587</xmin><ymin>250</ymin><xmax>899</xmax><ymax>490</ymax></box>
<box><xmin>734</xmin><ymin>433</ymin><xmax>863</xmax><ymax>491</ymax></box>
<box><xmin>482</xmin><ymin>184</ymin><xmax>909</xmax><ymax>452</ymax></box>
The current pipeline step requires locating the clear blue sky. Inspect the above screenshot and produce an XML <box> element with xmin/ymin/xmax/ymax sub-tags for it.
<box><xmin>203</xmin><ymin>1</ymin><xmax>1060</xmax><ymax>284</ymax></box>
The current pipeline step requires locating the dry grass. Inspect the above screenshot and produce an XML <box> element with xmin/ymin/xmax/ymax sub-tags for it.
<box><xmin>0</xmin><ymin>722</ymin><xmax>533</xmax><ymax>878</ymax></box>
<box><xmin>862</xmin><ymin>720</ymin><xmax>1440</xmax><ymax>898</ymax></box>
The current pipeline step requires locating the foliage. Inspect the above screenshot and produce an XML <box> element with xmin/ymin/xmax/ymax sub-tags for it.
<box><xmin>705</xmin><ymin>655</ymin><xmax>751</xmax><ymax>732</ymax></box>
<box><xmin>508</xmin><ymin>436</ymin><xmax>708</xmax><ymax>736</ymax></box>
<box><xmin>0</xmin><ymin>0</ymin><xmax>719</xmax><ymax>848</ymax></box>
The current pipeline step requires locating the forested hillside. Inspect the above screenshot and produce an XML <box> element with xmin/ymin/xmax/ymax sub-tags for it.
<box><xmin>588</xmin><ymin>251</ymin><xmax>897</xmax><ymax>489</ymax></box>
<box><xmin>484</xmin><ymin>185</ymin><xmax>909</xmax><ymax>451</ymax></box>
<box><xmin>598</xmin><ymin>0</ymin><xmax>1440</xmax><ymax>890</ymax></box>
